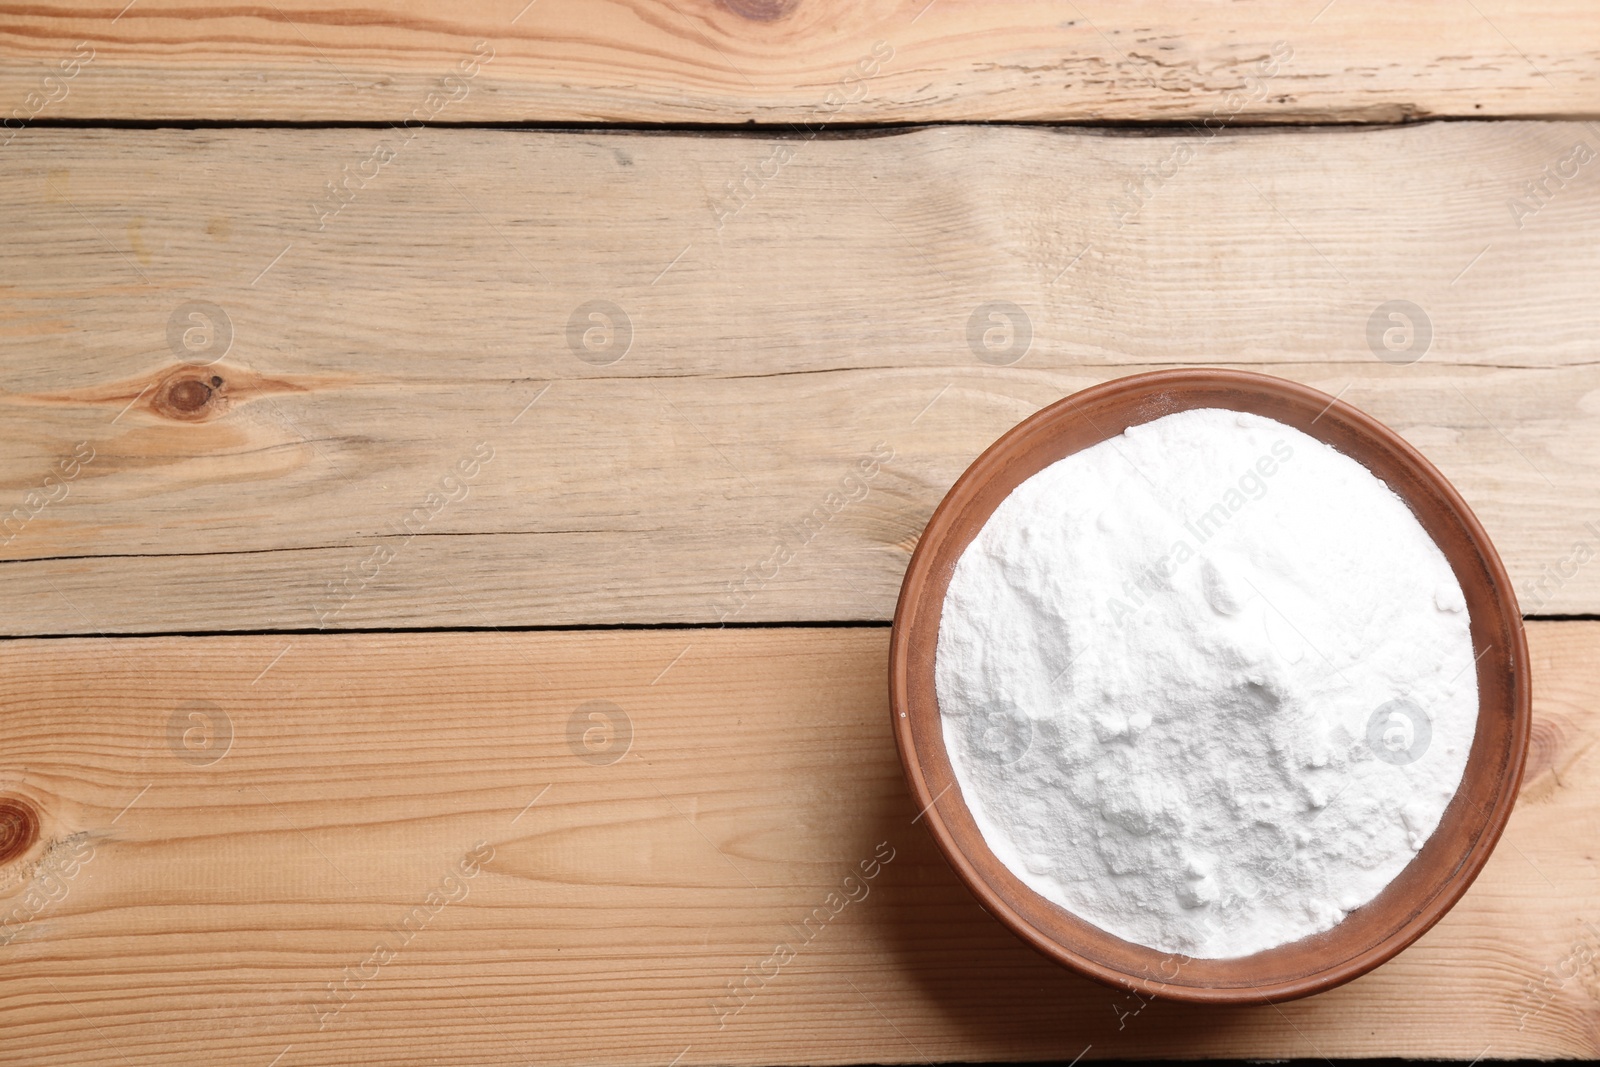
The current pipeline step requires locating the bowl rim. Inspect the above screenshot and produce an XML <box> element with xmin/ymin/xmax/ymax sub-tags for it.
<box><xmin>888</xmin><ymin>368</ymin><xmax>1532</xmax><ymax>1004</ymax></box>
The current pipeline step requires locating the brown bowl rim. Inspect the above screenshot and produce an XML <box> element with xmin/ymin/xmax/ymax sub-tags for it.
<box><xmin>888</xmin><ymin>368</ymin><xmax>1531</xmax><ymax>1004</ymax></box>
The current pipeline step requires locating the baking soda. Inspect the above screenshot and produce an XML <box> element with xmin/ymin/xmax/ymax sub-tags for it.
<box><xmin>935</xmin><ymin>408</ymin><xmax>1477</xmax><ymax>958</ymax></box>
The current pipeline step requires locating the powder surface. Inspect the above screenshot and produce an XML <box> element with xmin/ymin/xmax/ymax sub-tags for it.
<box><xmin>934</xmin><ymin>408</ymin><xmax>1477</xmax><ymax>959</ymax></box>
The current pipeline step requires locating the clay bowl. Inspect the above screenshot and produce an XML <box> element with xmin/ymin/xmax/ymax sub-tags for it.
<box><xmin>889</xmin><ymin>368</ymin><xmax>1530</xmax><ymax>1004</ymax></box>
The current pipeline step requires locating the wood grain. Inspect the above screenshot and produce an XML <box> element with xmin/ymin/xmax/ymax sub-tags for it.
<box><xmin>0</xmin><ymin>623</ymin><xmax>1592</xmax><ymax>1065</ymax></box>
<box><xmin>2</xmin><ymin>123</ymin><xmax>1598</xmax><ymax>634</ymax></box>
<box><xmin>0</xmin><ymin>1</ymin><xmax>1597</xmax><ymax>124</ymax></box>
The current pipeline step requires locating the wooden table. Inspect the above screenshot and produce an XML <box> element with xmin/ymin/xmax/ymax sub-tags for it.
<box><xmin>1</xmin><ymin>4</ymin><xmax>1597</xmax><ymax>1064</ymax></box>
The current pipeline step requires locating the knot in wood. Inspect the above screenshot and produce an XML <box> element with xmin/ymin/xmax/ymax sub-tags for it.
<box><xmin>720</xmin><ymin>0</ymin><xmax>800</xmax><ymax>21</ymax></box>
<box><xmin>155</xmin><ymin>373</ymin><xmax>225</xmax><ymax>421</ymax></box>
<box><xmin>0</xmin><ymin>797</ymin><xmax>39</xmax><ymax>865</ymax></box>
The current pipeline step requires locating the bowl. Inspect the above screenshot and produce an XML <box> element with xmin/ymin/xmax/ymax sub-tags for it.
<box><xmin>888</xmin><ymin>368</ymin><xmax>1530</xmax><ymax>1004</ymax></box>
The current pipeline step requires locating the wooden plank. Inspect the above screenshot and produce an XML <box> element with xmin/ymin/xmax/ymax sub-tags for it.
<box><xmin>0</xmin><ymin>1</ymin><xmax>1597</xmax><ymax>124</ymax></box>
<box><xmin>2</xmin><ymin>123</ymin><xmax>1598</xmax><ymax>633</ymax></box>
<box><xmin>0</xmin><ymin>623</ymin><xmax>1594</xmax><ymax>1065</ymax></box>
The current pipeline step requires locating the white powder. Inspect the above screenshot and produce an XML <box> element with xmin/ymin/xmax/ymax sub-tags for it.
<box><xmin>935</xmin><ymin>408</ymin><xmax>1477</xmax><ymax>959</ymax></box>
